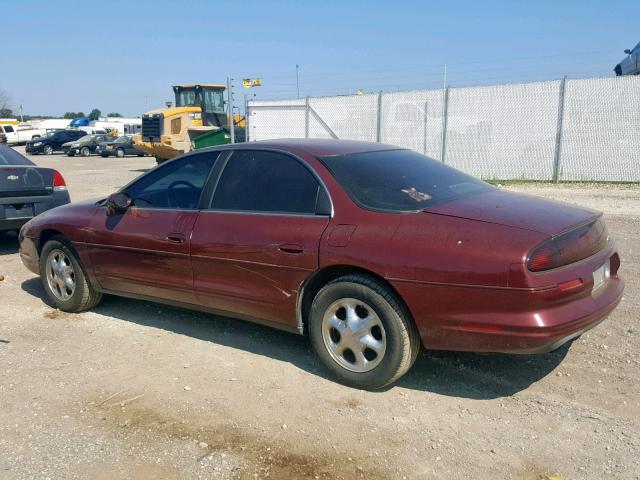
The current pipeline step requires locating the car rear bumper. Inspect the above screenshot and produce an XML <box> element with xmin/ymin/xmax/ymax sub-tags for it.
<box><xmin>0</xmin><ymin>217</ymin><xmax>30</xmax><ymax>232</ymax></box>
<box><xmin>392</xmin><ymin>251</ymin><xmax>624</xmax><ymax>354</ymax></box>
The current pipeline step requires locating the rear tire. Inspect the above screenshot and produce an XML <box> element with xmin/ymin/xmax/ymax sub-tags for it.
<box><xmin>39</xmin><ymin>236</ymin><xmax>102</xmax><ymax>312</ymax></box>
<box><xmin>308</xmin><ymin>274</ymin><xmax>420</xmax><ymax>390</ymax></box>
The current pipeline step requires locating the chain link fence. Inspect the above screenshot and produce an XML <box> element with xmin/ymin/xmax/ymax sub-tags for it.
<box><xmin>247</xmin><ymin>75</ymin><xmax>640</xmax><ymax>182</ymax></box>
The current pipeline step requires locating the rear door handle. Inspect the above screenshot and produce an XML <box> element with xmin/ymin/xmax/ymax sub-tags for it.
<box><xmin>166</xmin><ymin>233</ymin><xmax>186</xmax><ymax>244</ymax></box>
<box><xmin>278</xmin><ymin>244</ymin><xmax>303</xmax><ymax>254</ymax></box>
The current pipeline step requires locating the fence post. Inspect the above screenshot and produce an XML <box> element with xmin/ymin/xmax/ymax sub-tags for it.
<box><xmin>440</xmin><ymin>87</ymin><xmax>450</xmax><ymax>163</ymax></box>
<box><xmin>423</xmin><ymin>101</ymin><xmax>428</xmax><ymax>155</ymax></box>
<box><xmin>245</xmin><ymin>97</ymin><xmax>250</xmax><ymax>142</ymax></box>
<box><xmin>553</xmin><ymin>76</ymin><xmax>567</xmax><ymax>182</ymax></box>
<box><xmin>305</xmin><ymin>96</ymin><xmax>310</xmax><ymax>138</ymax></box>
<box><xmin>376</xmin><ymin>91</ymin><xmax>383</xmax><ymax>143</ymax></box>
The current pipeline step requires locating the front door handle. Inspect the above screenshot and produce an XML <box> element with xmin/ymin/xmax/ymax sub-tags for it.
<box><xmin>166</xmin><ymin>233</ymin><xmax>186</xmax><ymax>244</ymax></box>
<box><xmin>278</xmin><ymin>244</ymin><xmax>303</xmax><ymax>254</ymax></box>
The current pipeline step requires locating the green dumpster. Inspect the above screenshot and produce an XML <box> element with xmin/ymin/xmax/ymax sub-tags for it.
<box><xmin>192</xmin><ymin>128</ymin><xmax>230</xmax><ymax>150</ymax></box>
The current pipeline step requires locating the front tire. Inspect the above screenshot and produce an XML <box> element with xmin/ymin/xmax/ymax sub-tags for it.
<box><xmin>308</xmin><ymin>274</ymin><xmax>420</xmax><ymax>390</ymax></box>
<box><xmin>116</xmin><ymin>148</ymin><xmax>125</xmax><ymax>158</ymax></box>
<box><xmin>80</xmin><ymin>146</ymin><xmax>90</xmax><ymax>157</ymax></box>
<box><xmin>39</xmin><ymin>236</ymin><xmax>102</xmax><ymax>312</ymax></box>
<box><xmin>43</xmin><ymin>145</ymin><xmax>53</xmax><ymax>155</ymax></box>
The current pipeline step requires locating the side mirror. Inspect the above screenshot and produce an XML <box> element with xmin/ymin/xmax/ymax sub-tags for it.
<box><xmin>624</xmin><ymin>49</ymin><xmax>632</xmax><ymax>54</ymax></box>
<box><xmin>106</xmin><ymin>192</ymin><xmax>132</xmax><ymax>216</ymax></box>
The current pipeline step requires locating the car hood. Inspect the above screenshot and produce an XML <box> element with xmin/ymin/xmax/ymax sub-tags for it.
<box><xmin>426</xmin><ymin>188</ymin><xmax>599</xmax><ymax>236</ymax></box>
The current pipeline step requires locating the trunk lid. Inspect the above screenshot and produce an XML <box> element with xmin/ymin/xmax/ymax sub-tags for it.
<box><xmin>0</xmin><ymin>166</ymin><xmax>55</xmax><ymax>197</ymax></box>
<box><xmin>426</xmin><ymin>189</ymin><xmax>598</xmax><ymax>235</ymax></box>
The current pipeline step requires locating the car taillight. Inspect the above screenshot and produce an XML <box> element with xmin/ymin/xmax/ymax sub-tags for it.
<box><xmin>527</xmin><ymin>217</ymin><xmax>608</xmax><ymax>272</ymax></box>
<box><xmin>53</xmin><ymin>170</ymin><xmax>67</xmax><ymax>191</ymax></box>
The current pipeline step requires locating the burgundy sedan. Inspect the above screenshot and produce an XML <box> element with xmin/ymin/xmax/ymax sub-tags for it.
<box><xmin>18</xmin><ymin>139</ymin><xmax>623</xmax><ymax>389</ymax></box>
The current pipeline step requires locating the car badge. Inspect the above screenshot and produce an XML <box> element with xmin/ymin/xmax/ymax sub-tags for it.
<box><xmin>6</xmin><ymin>175</ymin><xmax>19</xmax><ymax>181</ymax></box>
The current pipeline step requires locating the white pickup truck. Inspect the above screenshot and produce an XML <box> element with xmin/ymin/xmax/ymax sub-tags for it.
<box><xmin>0</xmin><ymin>124</ymin><xmax>47</xmax><ymax>145</ymax></box>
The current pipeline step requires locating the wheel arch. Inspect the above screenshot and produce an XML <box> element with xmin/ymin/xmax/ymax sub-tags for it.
<box><xmin>38</xmin><ymin>229</ymin><xmax>66</xmax><ymax>254</ymax></box>
<box><xmin>297</xmin><ymin>264</ymin><xmax>414</xmax><ymax>335</ymax></box>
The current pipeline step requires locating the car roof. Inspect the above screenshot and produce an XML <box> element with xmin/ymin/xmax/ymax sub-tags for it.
<box><xmin>212</xmin><ymin>138</ymin><xmax>402</xmax><ymax>157</ymax></box>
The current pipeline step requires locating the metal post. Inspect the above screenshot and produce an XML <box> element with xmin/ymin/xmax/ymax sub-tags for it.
<box><xmin>296</xmin><ymin>64</ymin><xmax>300</xmax><ymax>99</ymax></box>
<box><xmin>244</xmin><ymin>94</ymin><xmax>250</xmax><ymax>142</ymax></box>
<box><xmin>376</xmin><ymin>91</ymin><xmax>383</xmax><ymax>143</ymax></box>
<box><xmin>227</xmin><ymin>76</ymin><xmax>235</xmax><ymax>143</ymax></box>
<box><xmin>422</xmin><ymin>101</ymin><xmax>428</xmax><ymax>155</ymax></box>
<box><xmin>305</xmin><ymin>96</ymin><xmax>310</xmax><ymax>138</ymax></box>
<box><xmin>440</xmin><ymin>64</ymin><xmax>449</xmax><ymax>163</ymax></box>
<box><xmin>440</xmin><ymin>87</ymin><xmax>449</xmax><ymax>163</ymax></box>
<box><xmin>552</xmin><ymin>76</ymin><xmax>567</xmax><ymax>183</ymax></box>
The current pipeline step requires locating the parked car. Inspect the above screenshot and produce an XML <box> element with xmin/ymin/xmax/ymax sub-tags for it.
<box><xmin>62</xmin><ymin>134</ymin><xmax>117</xmax><ymax>157</ymax></box>
<box><xmin>614</xmin><ymin>41</ymin><xmax>640</xmax><ymax>76</ymax></box>
<box><xmin>0</xmin><ymin>123</ymin><xmax>46</xmax><ymax>145</ymax></box>
<box><xmin>25</xmin><ymin>129</ymin><xmax>87</xmax><ymax>155</ymax></box>
<box><xmin>96</xmin><ymin>135</ymin><xmax>146</xmax><ymax>157</ymax></box>
<box><xmin>18</xmin><ymin>139</ymin><xmax>623</xmax><ymax>389</ymax></box>
<box><xmin>0</xmin><ymin>144</ymin><xmax>70</xmax><ymax>233</ymax></box>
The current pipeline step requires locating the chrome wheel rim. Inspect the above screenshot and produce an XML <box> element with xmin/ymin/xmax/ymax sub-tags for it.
<box><xmin>45</xmin><ymin>249</ymin><xmax>76</xmax><ymax>301</ymax></box>
<box><xmin>321</xmin><ymin>298</ymin><xmax>386</xmax><ymax>373</ymax></box>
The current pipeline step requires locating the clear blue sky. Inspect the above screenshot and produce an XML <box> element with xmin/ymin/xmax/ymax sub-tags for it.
<box><xmin>2</xmin><ymin>0</ymin><xmax>636</xmax><ymax>117</ymax></box>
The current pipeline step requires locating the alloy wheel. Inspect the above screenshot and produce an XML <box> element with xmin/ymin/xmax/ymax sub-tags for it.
<box><xmin>321</xmin><ymin>298</ymin><xmax>387</xmax><ymax>373</ymax></box>
<box><xmin>45</xmin><ymin>249</ymin><xmax>76</xmax><ymax>301</ymax></box>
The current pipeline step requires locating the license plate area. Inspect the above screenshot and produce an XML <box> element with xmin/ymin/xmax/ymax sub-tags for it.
<box><xmin>1</xmin><ymin>203</ymin><xmax>35</xmax><ymax>220</ymax></box>
<box><xmin>592</xmin><ymin>259</ymin><xmax>610</xmax><ymax>292</ymax></box>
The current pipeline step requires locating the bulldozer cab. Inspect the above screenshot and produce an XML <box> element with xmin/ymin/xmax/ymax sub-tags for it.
<box><xmin>173</xmin><ymin>84</ymin><xmax>226</xmax><ymax>128</ymax></box>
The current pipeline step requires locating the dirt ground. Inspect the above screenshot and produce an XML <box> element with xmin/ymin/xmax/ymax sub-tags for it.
<box><xmin>1</xmin><ymin>147</ymin><xmax>639</xmax><ymax>480</ymax></box>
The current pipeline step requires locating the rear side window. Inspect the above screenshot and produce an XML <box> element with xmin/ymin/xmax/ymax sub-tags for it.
<box><xmin>319</xmin><ymin>149</ymin><xmax>491</xmax><ymax>212</ymax></box>
<box><xmin>125</xmin><ymin>152</ymin><xmax>218</xmax><ymax>209</ymax></box>
<box><xmin>211</xmin><ymin>150</ymin><xmax>322</xmax><ymax>214</ymax></box>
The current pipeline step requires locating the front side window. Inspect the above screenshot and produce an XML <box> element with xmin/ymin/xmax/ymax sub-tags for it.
<box><xmin>125</xmin><ymin>152</ymin><xmax>218</xmax><ymax>209</ymax></box>
<box><xmin>319</xmin><ymin>149</ymin><xmax>491</xmax><ymax>212</ymax></box>
<box><xmin>211</xmin><ymin>150</ymin><xmax>323</xmax><ymax>215</ymax></box>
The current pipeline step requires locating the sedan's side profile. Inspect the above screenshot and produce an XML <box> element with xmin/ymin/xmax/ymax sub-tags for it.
<box><xmin>18</xmin><ymin>139</ymin><xmax>624</xmax><ymax>389</ymax></box>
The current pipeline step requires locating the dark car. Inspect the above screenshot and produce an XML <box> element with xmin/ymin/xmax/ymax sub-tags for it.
<box><xmin>0</xmin><ymin>144</ymin><xmax>70</xmax><ymax>233</ymax></box>
<box><xmin>62</xmin><ymin>134</ymin><xmax>117</xmax><ymax>157</ymax></box>
<box><xmin>614</xmin><ymin>41</ymin><xmax>640</xmax><ymax>76</ymax></box>
<box><xmin>25</xmin><ymin>129</ymin><xmax>87</xmax><ymax>155</ymax></box>
<box><xmin>18</xmin><ymin>139</ymin><xmax>623</xmax><ymax>389</ymax></box>
<box><xmin>96</xmin><ymin>136</ymin><xmax>146</xmax><ymax>158</ymax></box>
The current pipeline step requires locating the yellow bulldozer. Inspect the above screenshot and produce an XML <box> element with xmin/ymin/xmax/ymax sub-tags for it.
<box><xmin>135</xmin><ymin>84</ymin><xmax>245</xmax><ymax>163</ymax></box>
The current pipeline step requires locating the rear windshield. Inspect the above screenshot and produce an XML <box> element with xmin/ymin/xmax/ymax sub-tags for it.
<box><xmin>0</xmin><ymin>145</ymin><xmax>35</xmax><ymax>166</ymax></box>
<box><xmin>319</xmin><ymin>149</ymin><xmax>491</xmax><ymax>212</ymax></box>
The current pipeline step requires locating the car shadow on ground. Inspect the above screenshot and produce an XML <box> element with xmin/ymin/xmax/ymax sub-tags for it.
<box><xmin>0</xmin><ymin>231</ymin><xmax>19</xmax><ymax>256</ymax></box>
<box><xmin>21</xmin><ymin>277</ymin><xmax>568</xmax><ymax>400</ymax></box>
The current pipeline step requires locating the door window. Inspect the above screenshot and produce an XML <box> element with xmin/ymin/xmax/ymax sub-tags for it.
<box><xmin>211</xmin><ymin>150</ymin><xmax>325</xmax><ymax>215</ymax></box>
<box><xmin>125</xmin><ymin>152</ymin><xmax>218</xmax><ymax>209</ymax></box>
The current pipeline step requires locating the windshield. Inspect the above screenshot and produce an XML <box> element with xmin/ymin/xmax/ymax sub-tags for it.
<box><xmin>0</xmin><ymin>145</ymin><xmax>35</xmax><ymax>165</ymax></box>
<box><xmin>40</xmin><ymin>131</ymin><xmax>56</xmax><ymax>139</ymax></box>
<box><xmin>203</xmin><ymin>88</ymin><xmax>225</xmax><ymax>113</ymax></box>
<box><xmin>175</xmin><ymin>88</ymin><xmax>201</xmax><ymax>107</ymax></box>
<box><xmin>115</xmin><ymin>136</ymin><xmax>129</xmax><ymax>143</ymax></box>
<box><xmin>319</xmin><ymin>149</ymin><xmax>491</xmax><ymax>212</ymax></box>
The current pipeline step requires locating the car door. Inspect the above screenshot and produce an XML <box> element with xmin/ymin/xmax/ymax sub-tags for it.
<box><xmin>86</xmin><ymin>151</ymin><xmax>219</xmax><ymax>303</ymax></box>
<box><xmin>190</xmin><ymin>149</ymin><xmax>332</xmax><ymax>328</ymax></box>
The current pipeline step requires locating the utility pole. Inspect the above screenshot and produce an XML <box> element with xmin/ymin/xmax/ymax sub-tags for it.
<box><xmin>227</xmin><ymin>76</ymin><xmax>235</xmax><ymax>143</ymax></box>
<box><xmin>296</xmin><ymin>64</ymin><xmax>300</xmax><ymax>99</ymax></box>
